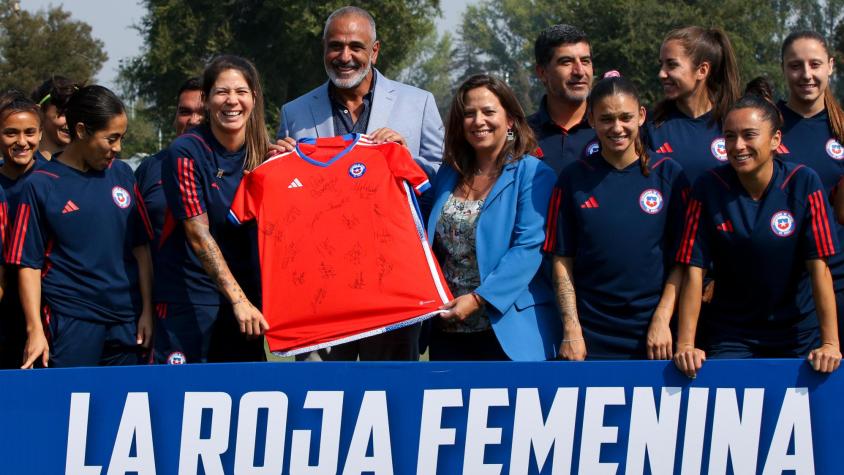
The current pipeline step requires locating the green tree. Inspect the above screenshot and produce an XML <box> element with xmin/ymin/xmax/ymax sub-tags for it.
<box><xmin>119</xmin><ymin>0</ymin><xmax>439</xmax><ymax>145</ymax></box>
<box><xmin>396</xmin><ymin>31</ymin><xmax>455</xmax><ymax>119</ymax></box>
<box><xmin>0</xmin><ymin>0</ymin><xmax>106</xmax><ymax>94</ymax></box>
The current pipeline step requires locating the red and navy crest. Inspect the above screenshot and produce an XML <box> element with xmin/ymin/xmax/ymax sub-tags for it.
<box><xmin>826</xmin><ymin>139</ymin><xmax>844</xmax><ymax>160</ymax></box>
<box><xmin>639</xmin><ymin>189</ymin><xmax>664</xmax><ymax>214</ymax></box>
<box><xmin>167</xmin><ymin>351</ymin><xmax>186</xmax><ymax>365</ymax></box>
<box><xmin>348</xmin><ymin>162</ymin><xmax>367</xmax><ymax>178</ymax></box>
<box><xmin>111</xmin><ymin>186</ymin><xmax>131</xmax><ymax>209</ymax></box>
<box><xmin>710</xmin><ymin>137</ymin><xmax>727</xmax><ymax>162</ymax></box>
<box><xmin>770</xmin><ymin>210</ymin><xmax>795</xmax><ymax>237</ymax></box>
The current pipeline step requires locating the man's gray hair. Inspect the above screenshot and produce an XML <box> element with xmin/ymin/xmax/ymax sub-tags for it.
<box><xmin>323</xmin><ymin>6</ymin><xmax>377</xmax><ymax>42</ymax></box>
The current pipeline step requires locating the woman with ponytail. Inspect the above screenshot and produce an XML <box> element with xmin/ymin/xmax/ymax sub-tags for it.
<box><xmin>674</xmin><ymin>83</ymin><xmax>841</xmax><ymax>377</ymax></box>
<box><xmin>647</xmin><ymin>26</ymin><xmax>741</xmax><ymax>184</ymax></box>
<box><xmin>545</xmin><ymin>76</ymin><xmax>688</xmax><ymax>360</ymax></box>
<box><xmin>779</xmin><ymin>31</ymin><xmax>844</xmax><ymax>344</ymax></box>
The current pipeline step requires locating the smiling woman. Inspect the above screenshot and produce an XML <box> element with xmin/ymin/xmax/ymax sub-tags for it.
<box><xmin>674</xmin><ymin>80</ymin><xmax>842</xmax><ymax>377</ymax></box>
<box><xmin>154</xmin><ymin>55</ymin><xmax>270</xmax><ymax>365</ymax></box>
<box><xmin>8</xmin><ymin>85</ymin><xmax>155</xmax><ymax>368</ymax></box>
<box><xmin>424</xmin><ymin>74</ymin><xmax>561</xmax><ymax>361</ymax></box>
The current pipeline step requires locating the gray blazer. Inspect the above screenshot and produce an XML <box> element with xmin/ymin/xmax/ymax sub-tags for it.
<box><xmin>277</xmin><ymin>69</ymin><xmax>444</xmax><ymax>176</ymax></box>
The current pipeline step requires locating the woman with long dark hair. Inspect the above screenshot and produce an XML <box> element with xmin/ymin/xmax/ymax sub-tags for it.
<box><xmin>674</xmin><ymin>82</ymin><xmax>841</xmax><ymax>377</ymax></box>
<box><xmin>546</xmin><ymin>76</ymin><xmax>688</xmax><ymax>360</ymax></box>
<box><xmin>425</xmin><ymin>74</ymin><xmax>560</xmax><ymax>361</ymax></box>
<box><xmin>156</xmin><ymin>55</ymin><xmax>269</xmax><ymax>364</ymax></box>
<box><xmin>10</xmin><ymin>85</ymin><xmax>154</xmax><ymax>368</ymax></box>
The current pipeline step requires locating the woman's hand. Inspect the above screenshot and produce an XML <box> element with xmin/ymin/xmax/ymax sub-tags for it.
<box><xmin>438</xmin><ymin>293</ymin><xmax>482</xmax><ymax>321</ymax></box>
<box><xmin>267</xmin><ymin>137</ymin><xmax>296</xmax><ymax>158</ymax></box>
<box><xmin>702</xmin><ymin>280</ymin><xmax>715</xmax><ymax>304</ymax></box>
<box><xmin>136</xmin><ymin>309</ymin><xmax>154</xmax><ymax>349</ymax></box>
<box><xmin>558</xmin><ymin>335</ymin><xmax>587</xmax><ymax>361</ymax></box>
<box><xmin>22</xmin><ymin>331</ymin><xmax>49</xmax><ymax>369</ymax></box>
<box><xmin>808</xmin><ymin>343</ymin><xmax>842</xmax><ymax>373</ymax></box>
<box><xmin>233</xmin><ymin>299</ymin><xmax>269</xmax><ymax>337</ymax></box>
<box><xmin>647</xmin><ymin>314</ymin><xmax>673</xmax><ymax>360</ymax></box>
<box><xmin>673</xmin><ymin>343</ymin><xmax>706</xmax><ymax>378</ymax></box>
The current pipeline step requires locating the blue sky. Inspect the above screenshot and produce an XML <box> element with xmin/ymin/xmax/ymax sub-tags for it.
<box><xmin>20</xmin><ymin>0</ymin><xmax>474</xmax><ymax>90</ymax></box>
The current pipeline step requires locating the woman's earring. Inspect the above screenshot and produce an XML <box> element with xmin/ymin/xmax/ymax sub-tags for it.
<box><xmin>506</xmin><ymin>128</ymin><xmax>515</xmax><ymax>141</ymax></box>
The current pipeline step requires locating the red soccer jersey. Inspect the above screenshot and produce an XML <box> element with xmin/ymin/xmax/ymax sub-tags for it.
<box><xmin>229</xmin><ymin>134</ymin><xmax>452</xmax><ymax>355</ymax></box>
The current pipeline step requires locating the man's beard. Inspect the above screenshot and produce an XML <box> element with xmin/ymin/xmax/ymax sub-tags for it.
<box><xmin>326</xmin><ymin>58</ymin><xmax>372</xmax><ymax>89</ymax></box>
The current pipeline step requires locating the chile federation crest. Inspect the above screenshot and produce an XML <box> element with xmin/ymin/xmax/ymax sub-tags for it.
<box><xmin>639</xmin><ymin>189</ymin><xmax>664</xmax><ymax>214</ymax></box>
<box><xmin>770</xmin><ymin>210</ymin><xmax>795</xmax><ymax>237</ymax></box>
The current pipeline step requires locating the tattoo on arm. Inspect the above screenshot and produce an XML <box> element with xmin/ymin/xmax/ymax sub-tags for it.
<box><xmin>185</xmin><ymin>214</ymin><xmax>245</xmax><ymax>302</ymax></box>
<box><xmin>553</xmin><ymin>260</ymin><xmax>580</xmax><ymax>331</ymax></box>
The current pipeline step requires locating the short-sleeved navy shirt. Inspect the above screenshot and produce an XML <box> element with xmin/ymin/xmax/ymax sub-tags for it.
<box><xmin>528</xmin><ymin>96</ymin><xmax>598</xmax><ymax>177</ymax></box>
<box><xmin>677</xmin><ymin>160</ymin><xmax>838</xmax><ymax>342</ymax></box>
<box><xmin>645</xmin><ymin>104</ymin><xmax>726</xmax><ymax>184</ymax></box>
<box><xmin>158</xmin><ymin>124</ymin><xmax>260</xmax><ymax>305</ymax></box>
<box><xmin>134</xmin><ymin>150</ymin><xmax>166</xmax><ymax>252</ymax></box>
<box><xmin>7</xmin><ymin>158</ymin><xmax>152</xmax><ymax>323</ymax></box>
<box><xmin>544</xmin><ymin>152</ymin><xmax>689</xmax><ymax>358</ymax></box>
<box><xmin>779</xmin><ymin>102</ymin><xmax>844</xmax><ymax>292</ymax></box>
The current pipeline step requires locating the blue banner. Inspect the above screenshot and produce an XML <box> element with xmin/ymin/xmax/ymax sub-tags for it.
<box><xmin>0</xmin><ymin>359</ymin><xmax>839</xmax><ymax>474</ymax></box>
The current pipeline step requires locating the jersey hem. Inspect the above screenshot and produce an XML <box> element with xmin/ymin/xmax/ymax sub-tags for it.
<box><xmin>271</xmin><ymin>309</ymin><xmax>445</xmax><ymax>357</ymax></box>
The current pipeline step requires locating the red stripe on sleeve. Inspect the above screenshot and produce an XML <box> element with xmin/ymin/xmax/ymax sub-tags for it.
<box><xmin>9</xmin><ymin>203</ymin><xmax>30</xmax><ymax>265</ymax></box>
<box><xmin>178</xmin><ymin>157</ymin><xmax>200</xmax><ymax>217</ymax></box>
<box><xmin>677</xmin><ymin>199</ymin><xmax>701</xmax><ymax>264</ymax></box>
<box><xmin>810</xmin><ymin>191</ymin><xmax>835</xmax><ymax>256</ymax></box>
<box><xmin>809</xmin><ymin>193</ymin><xmax>826</xmax><ymax>256</ymax></box>
<box><xmin>543</xmin><ymin>187</ymin><xmax>563</xmax><ymax>253</ymax></box>
<box><xmin>134</xmin><ymin>184</ymin><xmax>155</xmax><ymax>239</ymax></box>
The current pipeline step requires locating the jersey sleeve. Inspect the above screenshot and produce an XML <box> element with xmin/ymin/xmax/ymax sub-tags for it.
<box><xmin>0</xmin><ymin>188</ymin><xmax>7</xmax><ymax>265</ymax></box>
<box><xmin>382</xmin><ymin>142</ymin><xmax>430</xmax><ymax>195</ymax></box>
<box><xmin>802</xmin><ymin>173</ymin><xmax>839</xmax><ymax>260</ymax></box>
<box><xmin>229</xmin><ymin>170</ymin><xmax>257</xmax><ymax>225</ymax></box>
<box><xmin>542</xmin><ymin>175</ymin><xmax>576</xmax><ymax>256</ymax></box>
<box><xmin>675</xmin><ymin>180</ymin><xmax>711</xmax><ymax>269</ymax></box>
<box><xmin>132</xmin><ymin>183</ymin><xmax>154</xmax><ymax>247</ymax></box>
<box><xmin>6</xmin><ymin>180</ymin><xmax>47</xmax><ymax>269</ymax></box>
<box><xmin>162</xmin><ymin>139</ymin><xmax>207</xmax><ymax>220</ymax></box>
<box><xmin>666</xmin><ymin>165</ymin><xmax>692</xmax><ymax>260</ymax></box>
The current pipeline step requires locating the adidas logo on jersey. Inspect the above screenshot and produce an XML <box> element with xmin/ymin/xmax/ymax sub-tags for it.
<box><xmin>716</xmin><ymin>220</ymin><xmax>734</xmax><ymax>232</ymax></box>
<box><xmin>62</xmin><ymin>200</ymin><xmax>79</xmax><ymax>214</ymax></box>
<box><xmin>655</xmin><ymin>142</ymin><xmax>673</xmax><ymax>154</ymax></box>
<box><xmin>580</xmin><ymin>196</ymin><xmax>599</xmax><ymax>208</ymax></box>
<box><xmin>776</xmin><ymin>143</ymin><xmax>790</xmax><ymax>154</ymax></box>
<box><xmin>288</xmin><ymin>178</ymin><xmax>303</xmax><ymax>189</ymax></box>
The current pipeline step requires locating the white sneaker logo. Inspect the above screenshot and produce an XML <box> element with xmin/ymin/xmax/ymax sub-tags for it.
<box><xmin>288</xmin><ymin>178</ymin><xmax>303</xmax><ymax>188</ymax></box>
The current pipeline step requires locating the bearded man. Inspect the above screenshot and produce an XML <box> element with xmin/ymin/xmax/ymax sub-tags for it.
<box><xmin>277</xmin><ymin>6</ymin><xmax>444</xmax><ymax>177</ymax></box>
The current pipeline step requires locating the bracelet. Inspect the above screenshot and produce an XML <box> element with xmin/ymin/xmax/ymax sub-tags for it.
<box><xmin>563</xmin><ymin>338</ymin><xmax>584</xmax><ymax>343</ymax></box>
<box><xmin>231</xmin><ymin>298</ymin><xmax>247</xmax><ymax>306</ymax></box>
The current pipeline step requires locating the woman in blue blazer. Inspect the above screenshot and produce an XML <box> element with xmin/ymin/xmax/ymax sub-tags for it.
<box><xmin>424</xmin><ymin>74</ymin><xmax>561</xmax><ymax>361</ymax></box>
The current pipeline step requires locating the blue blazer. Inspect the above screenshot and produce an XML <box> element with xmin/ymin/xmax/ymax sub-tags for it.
<box><xmin>425</xmin><ymin>156</ymin><xmax>562</xmax><ymax>361</ymax></box>
<box><xmin>277</xmin><ymin>69</ymin><xmax>444</xmax><ymax>177</ymax></box>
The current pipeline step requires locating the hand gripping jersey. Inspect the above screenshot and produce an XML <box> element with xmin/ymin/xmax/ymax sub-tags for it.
<box><xmin>229</xmin><ymin>134</ymin><xmax>452</xmax><ymax>355</ymax></box>
<box><xmin>677</xmin><ymin>160</ymin><xmax>838</xmax><ymax>341</ymax></box>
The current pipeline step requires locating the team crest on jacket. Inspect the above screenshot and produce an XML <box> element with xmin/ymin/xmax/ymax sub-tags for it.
<box><xmin>711</xmin><ymin>137</ymin><xmax>727</xmax><ymax>162</ymax></box>
<box><xmin>639</xmin><ymin>189</ymin><xmax>664</xmax><ymax>214</ymax></box>
<box><xmin>348</xmin><ymin>162</ymin><xmax>367</xmax><ymax>178</ymax></box>
<box><xmin>585</xmin><ymin>140</ymin><xmax>600</xmax><ymax>156</ymax></box>
<box><xmin>826</xmin><ymin>139</ymin><xmax>844</xmax><ymax>160</ymax></box>
<box><xmin>770</xmin><ymin>211</ymin><xmax>795</xmax><ymax>237</ymax></box>
<box><xmin>111</xmin><ymin>186</ymin><xmax>131</xmax><ymax>209</ymax></box>
<box><xmin>166</xmin><ymin>351</ymin><xmax>186</xmax><ymax>365</ymax></box>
